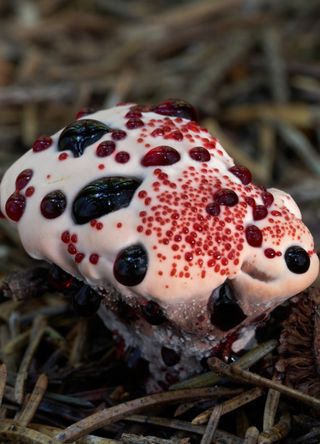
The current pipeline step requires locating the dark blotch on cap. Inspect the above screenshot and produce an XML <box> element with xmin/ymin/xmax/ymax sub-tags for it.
<box><xmin>208</xmin><ymin>283</ymin><xmax>246</xmax><ymax>331</ymax></box>
<box><xmin>285</xmin><ymin>246</ymin><xmax>310</xmax><ymax>274</ymax></box>
<box><xmin>113</xmin><ymin>244</ymin><xmax>148</xmax><ymax>286</ymax></box>
<box><xmin>72</xmin><ymin>176</ymin><xmax>142</xmax><ymax>224</ymax></box>
<box><xmin>72</xmin><ymin>284</ymin><xmax>102</xmax><ymax>316</ymax></box>
<box><xmin>58</xmin><ymin>119</ymin><xmax>111</xmax><ymax>157</ymax></box>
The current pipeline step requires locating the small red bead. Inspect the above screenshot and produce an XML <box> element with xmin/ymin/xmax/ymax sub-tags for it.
<box><xmin>61</xmin><ymin>231</ymin><xmax>70</xmax><ymax>243</ymax></box>
<box><xmin>25</xmin><ymin>186</ymin><xmax>35</xmax><ymax>197</ymax></box>
<box><xmin>32</xmin><ymin>136</ymin><xmax>52</xmax><ymax>153</ymax></box>
<box><xmin>245</xmin><ymin>225</ymin><xmax>263</xmax><ymax>247</ymax></box>
<box><xmin>68</xmin><ymin>244</ymin><xmax>77</xmax><ymax>255</ymax></box>
<box><xmin>165</xmin><ymin>130</ymin><xmax>183</xmax><ymax>141</ymax></box>
<box><xmin>71</xmin><ymin>234</ymin><xmax>78</xmax><ymax>243</ymax></box>
<box><xmin>264</xmin><ymin>248</ymin><xmax>276</xmax><ymax>258</ymax></box>
<box><xmin>126</xmin><ymin>118</ymin><xmax>144</xmax><ymax>129</ymax></box>
<box><xmin>96</xmin><ymin>141</ymin><xmax>116</xmax><ymax>157</ymax></box>
<box><xmin>151</xmin><ymin>128</ymin><xmax>165</xmax><ymax>137</ymax></box>
<box><xmin>185</xmin><ymin>252</ymin><xmax>193</xmax><ymax>262</ymax></box>
<box><xmin>75</xmin><ymin>252</ymin><xmax>85</xmax><ymax>263</ymax></box>
<box><xmin>115</xmin><ymin>151</ymin><xmax>130</xmax><ymax>163</ymax></box>
<box><xmin>89</xmin><ymin>253</ymin><xmax>99</xmax><ymax>265</ymax></box>
<box><xmin>58</xmin><ymin>152</ymin><xmax>68</xmax><ymax>161</ymax></box>
<box><xmin>111</xmin><ymin>130</ymin><xmax>127</xmax><ymax>140</ymax></box>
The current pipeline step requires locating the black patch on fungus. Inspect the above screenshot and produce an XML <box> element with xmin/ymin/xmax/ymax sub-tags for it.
<box><xmin>72</xmin><ymin>177</ymin><xmax>142</xmax><ymax>224</ymax></box>
<box><xmin>58</xmin><ymin>119</ymin><xmax>111</xmax><ymax>157</ymax></box>
<box><xmin>113</xmin><ymin>244</ymin><xmax>148</xmax><ymax>286</ymax></box>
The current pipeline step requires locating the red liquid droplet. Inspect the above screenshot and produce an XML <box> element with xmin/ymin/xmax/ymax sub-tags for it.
<box><xmin>245</xmin><ymin>197</ymin><xmax>256</xmax><ymax>207</ymax></box>
<box><xmin>229</xmin><ymin>165</ymin><xmax>252</xmax><ymax>185</ymax></box>
<box><xmin>126</xmin><ymin>118</ymin><xmax>144</xmax><ymax>129</ymax></box>
<box><xmin>115</xmin><ymin>151</ymin><xmax>130</xmax><ymax>163</ymax></box>
<box><xmin>89</xmin><ymin>253</ymin><xmax>99</xmax><ymax>265</ymax></box>
<box><xmin>96</xmin><ymin>141</ymin><xmax>116</xmax><ymax>157</ymax></box>
<box><xmin>68</xmin><ymin>244</ymin><xmax>77</xmax><ymax>255</ymax></box>
<box><xmin>125</xmin><ymin>110</ymin><xmax>142</xmax><ymax>119</ymax></box>
<box><xmin>75</xmin><ymin>252</ymin><xmax>85</xmax><ymax>263</ymax></box>
<box><xmin>111</xmin><ymin>130</ymin><xmax>127</xmax><ymax>141</ymax></box>
<box><xmin>245</xmin><ymin>225</ymin><xmax>263</xmax><ymax>247</ymax></box>
<box><xmin>32</xmin><ymin>136</ymin><xmax>52</xmax><ymax>152</ymax></box>
<box><xmin>185</xmin><ymin>252</ymin><xmax>193</xmax><ymax>262</ymax></box>
<box><xmin>76</xmin><ymin>107</ymin><xmax>94</xmax><ymax>119</ymax></box>
<box><xmin>166</xmin><ymin>130</ymin><xmax>183</xmax><ymax>141</ymax></box>
<box><xmin>5</xmin><ymin>192</ymin><xmax>26</xmax><ymax>222</ymax></box>
<box><xmin>151</xmin><ymin>99</ymin><xmax>198</xmax><ymax>121</ymax></box>
<box><xmin>214</xmin><ymin>189</ymin><xmax>239</xmax><ymax>207</ymax></box>
<box><xmin>189</xmin><ymin>147</ymin><xmax>210</xmax><ymax>162</ymax></box>
<box><xmin>141</xmin><ymin>146</ymin><xmax>180</xmax><ymax>167</ymax></box>
<box><xmin>264</xmin><ymin>248</ymin><xmax>276</xmax><ymax>258</ymax></box>
<box><xmin>261</xmin><ymin>191</ymin><xmax>274</xmax><ymax>207</ymax></box>
<box><xmin>253</xmin><ymin>205</ymin><xmax>268</xmax><ymax>221</ymax></box>
<box><xmin>71</xmin><ymin>234</ymin><xmax>78</xmax><ymax>243</ymax></box>
<box><xmin>151</xmin><ymin>128</ymin><xmax>165</xmax><ymax>137</ymax></box>
<box><xmin>25</xmin><ymin>186</ymin><xmax>35</xmax><ymax>197</ymax></box>
<box><xmin>40</xmin><ymin>190</ymin><xmax>67</xmax><ymax>219</ymax></box>
<box><xmin>58</xmin><ymin>152</ymin><xmax>68</xmax><ymax>161</ymax></box>
<box><xmin>16</xmin><ymin>169</ymin><xmax>33</xmax><ymax>191</ymax></box>
<box><xmin>206</xmin><ymin>202</ymin><xmax>220</xmax><ymax>216</ymax></box>
<box><xmin>61</xmin><ymin>231</ymin><xmax>70</xmax><ymax>243</ymax></box>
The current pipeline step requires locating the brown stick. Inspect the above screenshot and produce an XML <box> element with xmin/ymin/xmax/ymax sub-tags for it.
<box><xmin>55</xmin><ymin>387</ymin><xmax>242</xmax><ymax>442</ymax></box>
<box><xmin>208</xmin><ymin>358</ymin><xmax>320</xmax><ymax>410</ymax></box>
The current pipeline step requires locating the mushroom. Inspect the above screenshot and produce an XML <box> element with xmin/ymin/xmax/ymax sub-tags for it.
<box><xmin>0</xmin><ymin>100</ymin><xmax>318</xmax><ymax>388</ymax></box>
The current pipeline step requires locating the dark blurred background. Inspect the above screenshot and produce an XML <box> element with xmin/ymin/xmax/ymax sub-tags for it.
<box><xmin>1</xmin><ymin>0</ymin><xmax>320</xmax><ymax>274</ymax></box>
